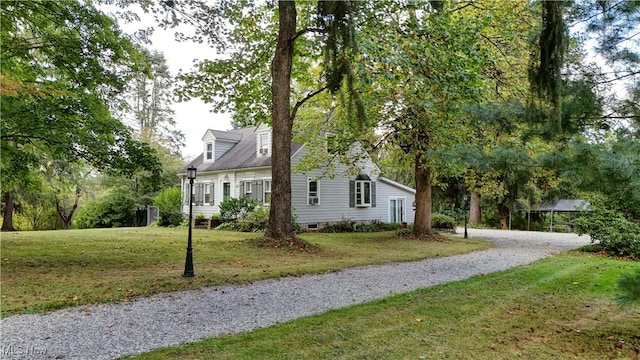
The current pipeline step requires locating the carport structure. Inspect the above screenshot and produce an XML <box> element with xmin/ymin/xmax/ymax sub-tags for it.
<box><xmin>526</xmin><ymin>199</ymin><xmax>590</xmax><ymax>232</ymax></box>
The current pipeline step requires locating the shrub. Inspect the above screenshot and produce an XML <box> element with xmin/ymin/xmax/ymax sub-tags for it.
<box><xmin>355</xmin><ymin>223</ymin><xmax>377</xmax><ymax>232</ymax></box>
<box><xmin>320</xmin><ymin>220</ymin><xmax>354</xmax><ymax>233</ymax></box>
<box><xmin>574</xmin><ymin>205</ymin><xmax>640</xmax><ymax>259</ymax></box>
<box><xmin>243</xmin><ymin>204</ymin><xmax>269</xmax><ymax>228</ymax></box>
<box><xmin>153</xmin><ymin>187</ymin><xmax>183</xmax><ymax>226</ymax></box>
<box><xmin>219</xmin><ymin>197</ymin><xmax>257</xmax><ymax>223</ymax></box>
<box><xmin>376</xmin><ymin>222</ymin><xmax>402</xmax><ymax>231</ymax></box>
<box><xmin>76</xmin><ymin>189</ymin><xmax>136</xmax><ymax>228</ymax></box>
<box><xmin>431</xmin><ymin>213</ymin><xmax>457</xmax><ymax>231</ymax></box>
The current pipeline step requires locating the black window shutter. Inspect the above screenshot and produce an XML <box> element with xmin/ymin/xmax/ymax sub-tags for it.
<box><xmin>371</xmin><ymin>181</ymin><xmax>376</xmax><ymax>207</ymax></box>
<box><xmin>349</xmin><ymin>180</ymin><xmax>355</xmax><ymax>208</ymax></box>
<box><xmin>211</xmin><ymin>182</ymin><xmax>215</xmax><ymax>204</ymax></box>
<box><xmin>195</xmin><ymin>183</ymin><xmax>203</xmax><ymax>206</ymax></box>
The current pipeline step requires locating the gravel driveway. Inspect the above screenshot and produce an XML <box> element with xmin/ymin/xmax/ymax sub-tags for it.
<box><xmin>0</xmin><ymin>229</ymin><xmax>591</xmax><ymax>360</ymax></box>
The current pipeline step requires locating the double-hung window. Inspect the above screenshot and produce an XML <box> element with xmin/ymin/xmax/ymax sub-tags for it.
<box><xmin>263</xmin><ymin>180</ymin><xmax>272</xmax><ymax>203</ymax></box>
<box><xmin>258</xmin><ymin>133</ymin><xmax>270</xmax><ymax>156</ymax></box>
<box><xmin>204</xmin><ymin>183</ymin><xmax>212</xmax><ymax>205</ymax></box>
<box><xmin>223</xmin><ymin>182</ymin><xmax>231</xmax><ymax>202</ymax></box>
<box><xmin>308</xmin><ymin>179</ymin><xmax>319</xmax><ymax>205</ymax></box>
<box><xmin>244</xmin><ymin>181</ymin><xmax>252</xmax><ymax>198</ymax></box>
<box><xmin>205</xmin><ymin>142</ymin><xmax>213</xmax><ymax>161</ymax></box>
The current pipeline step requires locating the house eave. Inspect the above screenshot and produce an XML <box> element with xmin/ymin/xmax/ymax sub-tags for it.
<box><xmin>378</xmin><ymin>176</ymin><xmax>416</xmax><ymax>194</ymax></box>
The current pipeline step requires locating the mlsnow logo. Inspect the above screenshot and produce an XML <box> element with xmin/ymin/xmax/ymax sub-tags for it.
<box><xmin>2</xmin><ymin>345</ymin><xmax>48</xmax><ymax>356</ymax></box>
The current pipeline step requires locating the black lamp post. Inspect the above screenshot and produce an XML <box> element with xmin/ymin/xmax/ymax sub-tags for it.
<box><xmin>463</xmin><ymin>194</ymin><xmax>469</xmax><ymax>239</ymax></box>
<box><xmin>183</xmin><ymin>166</ymin><xmax>197</xmax><ymax>278</ymax></box>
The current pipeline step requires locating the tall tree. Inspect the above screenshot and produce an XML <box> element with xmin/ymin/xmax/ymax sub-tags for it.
<box><xmin>166</xmin><ymin>1</ymin><xmax>360</xmax><ymax>242</ymax></box>
<box><xmin>120</xmin><ymin>48</ymin><xmax>184</xmax><ymax>154</ymax></box>
<box><xmin>1</xmin><ymin>0</ymin><xmax>160</xmax><ymax>231</ymax></box>
<box><xmin>267</xmin><ymin>1</ymin><xmax>297</xmax><ymax>240</ymax></box>
<box><xmin>351</xmin><ymin>1</ymin><xmax>500</xmax><ymax>236</ymax></box>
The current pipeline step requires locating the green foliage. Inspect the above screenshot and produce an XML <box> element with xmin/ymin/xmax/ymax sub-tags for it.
<box><xmin>320</xmin><ymin>221</ymin><xmax>355</xmax><ymax>233</ymax></box>
<box><xmin>321</xmin><ymin>222</ymin><xmax>404</xmax><ymax>233</ymax></box>
<box><xmin>218</xmin><ymin>197</ymin><xmax>258</xmax><ymax>223</ymax></box>
<box><xmin>616</xmin><ymin>268</ymin><xmax>640</xmax><ymax>308</ymax></box>
<box><xmin>574</xmin><ymin>201</ymin><xmax>640</xmax><ymax>259</ymax></box>
<box><xmin>354</xmin><ymin>223</ymin><xmax>377</xmax><ymax>233</ymax></box>
<box><xmin>431</xmin><ymin>213</ymin><xmax>457</xmax><ymax>231</ymax></box>
<box><xmin>1</xmin><ymin>1</ymin><xmax>160</xmax><ymax>179</ymax></box>
<box><xmin>376</xmin><ymin>223</ymin><xmax>402</xmax><ymax>231</ymax></box>
<box><xmin>1</xmin><ymin>0</ymin><xmax>161</xmax><ymax>233</ymax></box>
<box><xmin>214</xmin><ymin>222</ymin><xmax>241</xmax><ymax>231</ymax></box>
<box><xmin>75</xmin><ymin>189</ymin><xmax>136</xmax><ymax>228</ymax></box>
<box><xmin>240</xmin><ymin>204</ymin><xmax>270</xmax><ymax>232</ymax></box>
<box><xmin>396</xmin><ymin>228</ymin><xmax>413</xmax><ymax>237</ymax></box>
<box><xmin>153</xmin><ymin>187</ymin><xmax>182</xmax><ymax>227</ymax></box>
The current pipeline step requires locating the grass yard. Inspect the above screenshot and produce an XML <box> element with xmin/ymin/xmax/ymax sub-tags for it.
<box><xmin>121</xmin><ymin>253</ymin><xmax>640</xmax><ymax>360</ymax></box>
<box><xmin>0</xmin><ymin>227</ymin><xmax>490</xmax><ymax>317</ymax></box>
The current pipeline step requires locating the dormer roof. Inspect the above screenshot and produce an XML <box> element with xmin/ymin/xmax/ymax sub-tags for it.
<box><xmin>202</xmin><ymin>129</ymin><xmax>243</xmax><ymax>143</ymax></box>
<box><xmin>180</xmin><ymin>126</ymin><xmax>303</xmax><ymax>174</ymax></box>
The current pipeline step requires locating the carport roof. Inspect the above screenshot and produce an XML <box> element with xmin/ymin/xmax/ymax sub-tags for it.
<box><xmin>521</xmin><ymin>199</ymin><xmax>590</xmax><ymax>213</ymax></box>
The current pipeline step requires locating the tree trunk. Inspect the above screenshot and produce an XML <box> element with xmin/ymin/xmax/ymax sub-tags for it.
<box><xmin>56</xmin><ymin>188</ymin><xmax>80</xmax><ymax>230</ymax></box>
<box><xmin>498</xmin><ymin>201</ymin><xmax>510</xmax><ymax>230</ymax></box>
<box><xmin>1</xmin><ymin>191</ymin><xmax>17</xmax><ymax>232</ymax></box>
<box><xmin>469</xmin><ymin>192</ymin><xmax>481</xmax><ymax>224</ymax></box>
<box><xmin>266</xmin><ymin>1</ymin><xmax>296</xmax><ymax>241</ymax></box>
<box><xmin>412</xmin><ymin>154</ymin><xmax>433</xmax><ymax>236</ymax></box>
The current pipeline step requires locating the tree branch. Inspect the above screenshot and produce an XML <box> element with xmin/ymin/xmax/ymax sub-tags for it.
<box><xmin>291</xmin><ymin>85</ymin><xmax>329</xmax><ymax>120</ymax></box>
<box><xmin>292</xmin><ymin>26</ymin><xmax>323</xmax><ymax>42</ymax></box>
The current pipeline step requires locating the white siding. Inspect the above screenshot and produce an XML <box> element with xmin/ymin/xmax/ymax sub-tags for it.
<box><xmin>183</xmin><ymin>169</ymin><xmax>272</xmax><ymax>218</ymax></box>
<box><xmin>182</xmin><ymin>145</ymin><xmax>416</xmax><ymax>226</ymax></box>
<box><xmin>291</xmin><ymin>147</ymin><xmax>415</xmax><ymax>226</ymax></box>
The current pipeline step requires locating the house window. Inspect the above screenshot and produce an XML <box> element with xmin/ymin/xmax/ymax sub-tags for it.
<box><xmin>355</xmin><ymin>180</ymin><xmax>371</xmax><ymax>207</ymax></box>
<box><xmin>389</xmin><ymin>198</ymin><xmax>405</xmax><ymax>223</ymax></box>
<box><xmin>308</xmin><ymin>179</ymin><xmax>319</xmax><ymax>205</ymax></box>
<box><xmin>244</xmin><ymin>181</ymin><xmax>252</xmax><ymax>198</ymax></box>
<box><xmin>223</xmin><ymin>182</ymin><xmax>231</xmax><ymax>202</ymax></box>
<box><xmin>205</xmin><ymin>142</ymin><xmax>213</xmax><ymax>161</ymax></box>
<box><xmin>349</xmin><ymin>174</ymin><xmax>376</xmax><ymax>208</ymax></box>
<box><xmin>258</xmin><ymin>133</ymin><xmax>269</xmax><ymax>156</ymax></box>
<box><xmin>263</xmin><ymin>180</ymin><xmax>272</xmax><ymax>203</ymax></box>
<box><xmin>204</xmin><ymin>183</ymin><xmax>213</xmax><ymax>205</ymax></box>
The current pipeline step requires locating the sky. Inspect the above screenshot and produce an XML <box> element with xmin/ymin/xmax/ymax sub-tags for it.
<box><xmin>105</xmin><ymin>5</ymin><xmax>233</xmax><ymax>160</ymax></box>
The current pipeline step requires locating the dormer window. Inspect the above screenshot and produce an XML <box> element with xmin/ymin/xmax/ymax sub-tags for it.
<box><xmin>258</xmin><ymin>132</ymin><xmax>270</xmax><ymax>157</ymax></box>
<box><xmin>205</xmin><ymin>142</ymin><xmax>213</xmax><ymax>161</ymax></box>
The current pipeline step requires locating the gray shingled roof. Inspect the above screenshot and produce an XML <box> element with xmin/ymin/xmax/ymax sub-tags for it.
<box><xmin>536</xmin><ymin>199</ymin><xmax>590</xmax><ymax>212</ymax></box>
<box><xmin>179</xmin><ymin>126</ymin><xmax>303</xmax><ymax>174</ymax></box>
<box><xmin>515</xmin><ymin>199</ymin><xmax>590</xmax><ymax>213</ymax></box>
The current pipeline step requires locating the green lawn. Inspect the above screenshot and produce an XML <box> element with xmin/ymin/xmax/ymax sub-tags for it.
<box><xmin>0</xmin><ymin>227</ymin><xmax>490</xmax><ymax>316</ymax></box>
<box><xmin>121</xmin><ymin>254</ymin><xmax>640</xmax><ymax>360</ymax></box>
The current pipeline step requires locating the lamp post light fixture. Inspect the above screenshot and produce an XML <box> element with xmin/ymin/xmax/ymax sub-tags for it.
<box><xmin>183</xmin><ymin>166</ymin><xmax>197</xmax><ymax>278</ymax></box>
<box><xmin>463</xmin><ymin>194</ymin><xmax>469</xmax><ymax>239</ymax></box>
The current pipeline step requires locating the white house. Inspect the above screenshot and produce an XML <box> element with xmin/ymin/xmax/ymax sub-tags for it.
<box><xmin>179</xmin><ymin>124</ymin><xmax>416</xmax><ymax>230</ymax></box>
